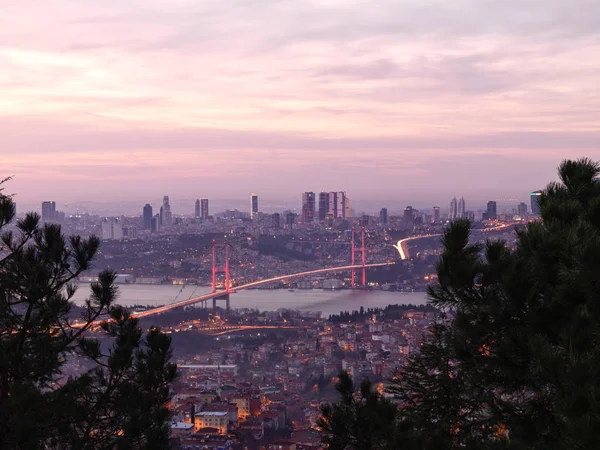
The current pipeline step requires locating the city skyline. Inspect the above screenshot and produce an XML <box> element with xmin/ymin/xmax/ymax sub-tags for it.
<box><xmin>2</xmin><ymin>0</ymin><xmax>599</xmax><ymax>204</ymax></box>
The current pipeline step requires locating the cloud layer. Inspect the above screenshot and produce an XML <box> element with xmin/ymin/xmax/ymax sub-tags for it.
<box><xmin>1</xmin><ymin>0</ymin><xmax>599</xmax><ymax>209</ymax></box>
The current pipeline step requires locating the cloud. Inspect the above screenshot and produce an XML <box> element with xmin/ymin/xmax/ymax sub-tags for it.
<box><xmin>0</xmin><ymin>0</ymin><xmax>598</xmax><ymax>206</ymax></box>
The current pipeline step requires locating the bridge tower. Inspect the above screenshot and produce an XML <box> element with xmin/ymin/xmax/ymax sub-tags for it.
<box><xmin>211</xmin><ymin>242</ymin><xmax>232</xmax><ymax>311</ymax></box>
<box><xmin>351</xmin><ymin>228</ymin><xmax>366</xmax><ymax>288</ymax></box>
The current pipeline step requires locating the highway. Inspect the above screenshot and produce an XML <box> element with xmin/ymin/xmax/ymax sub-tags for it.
<box><xmin>131</xmin><ymin>262</ymin><xmax>392</xmax><ymax>319</ymax></box>
<box><xmin>393</xmin><ymin>223</ymin><xmax>511</xmax><ymax>260</ymax></box>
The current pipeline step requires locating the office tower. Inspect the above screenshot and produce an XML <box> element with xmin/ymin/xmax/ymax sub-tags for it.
<box><xmin>336</xmin><ymin>191</ymin><xmax>346</xmax><ymax>219</ymax></box>
<box><xmin>404</xmin><ymin>206</ymin><xmax>414</xmax><ymax>230</ymax></box>
<box><xmin>301</xmin><ymin>192</ymin><xmax>316</xmax><ymax>223</ymax></box>
<box><xmin>200</xmin><ymin>198</ymin><xmax>209</xmax><ymax>220</ymax></box>
<box><xmin>458</xmin><ymin>197</ymin><xmax>466</xmax><ymax>218</ymax></box>
<box><xmin>449</xmin><ymin>197</ymin><xmax>458</xmax><ymax>220</ymax></box>
<box><xmin>486</xmin><ymin>201</ymin><xmax>497</xmax><ymax>220</ymax></box>
<box><xmin>151</xmin><ymin>215</ymin><xmax>160</xmax><ymax>233</ymax></box>
<box><xmin>101</xmin><ymin>218</ymin><xmax>123</xmax><ymax>240</ymax></box>
<box><xmin>159</xmin><ymin>206</ymin><xmax>164</xmax><ymax>226</ymax></box>
<box><xmin>271</xmin><ymin>213</ymin><xmax>281</xmax><ymax>229</ymax></box>
<box><xmin>143</xmin><ymin>203</ymin><xmax>153</xmax><ymax>229</ymax></box>
<box><xmin>344</xmin><ymin>197</ymin><xmax>351</xmax><ymax>219</ymax></box>
<box><xmin>517</xmin><ymin>202</ymin><xmax>527</xmax><ymax>217</ymax></box>
<box><xmin>285</xmin><ymin>212</ymin><xmax>296</xmax><ymax>229</ymax></box>
<box><xmin>433</xmin><ymin>206</ymin><xmax>440</xmax><ymax>223</ymax></box>
<box><xmin>161</xmin><ymin>196</ymin><xmax>172</xmax><ymax>226</ymax></box>
<box><xmin>328</xmin><ymin>192</ymin><xmax>337</xmax><ymax>218</ymax></box>
<box><xmin>530</xmin><ymin>190</ymin><xmax>542</xmax><ymax>216</ymax></box>
<box><xmin>194</xmin><ymin>199</ymin><xmax>200</xmax><ymax>219</ymax></box>
<box><xmin>250</xmin><ymin>193</ymin><xmax>259</xmax><ymax>219</ymax></box>
<box><xmin>360</xmin><ymin>215</ymin><xmax>369</xmax><ymax>227</ymax></box>
<box><xmin>318</xmin><ymin>192</ymin><xmax>329</xmax><ymax>221</ymax></box>
<box><xmin>380</xmin><ymin>207</ymin><xmax>388</xmax><ymax>225</ymax></box>
<box><xmin>41</xmin><ymin>201</ymin><xmax>56</xmax><ymax>222</ymax></box>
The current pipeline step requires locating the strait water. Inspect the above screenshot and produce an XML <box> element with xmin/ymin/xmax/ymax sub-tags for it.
<box><xmin>71</xmin><ymin>284</ymin><xmax>428</xmax><ymax>316</ymax></box>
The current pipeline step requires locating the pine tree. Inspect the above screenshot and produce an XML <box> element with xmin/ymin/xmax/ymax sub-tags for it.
<box><xmin>0</xmin><ymin>180</ymin><xmax>177</xmax><ymax>449</ymax></box>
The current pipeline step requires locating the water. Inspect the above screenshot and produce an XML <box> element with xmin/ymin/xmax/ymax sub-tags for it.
<box><xmin>71</xmin><ymin>284</ymin><xmax>429</xmax><ymax>316</ymax></box>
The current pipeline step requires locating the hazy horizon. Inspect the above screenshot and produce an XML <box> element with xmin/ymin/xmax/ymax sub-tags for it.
<box><xmin>3</xmin><ymin>0</ymin><xmax>599</xmax><ymax>204</ymax></box>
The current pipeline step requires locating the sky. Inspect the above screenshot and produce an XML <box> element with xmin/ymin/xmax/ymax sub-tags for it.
<box><xmin>2</xmin><ymin>0</ymin><xmax>599</xmax><ymax>212</ymax></box>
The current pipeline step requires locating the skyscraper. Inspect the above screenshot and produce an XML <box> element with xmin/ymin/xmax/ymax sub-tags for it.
<box><xmin>404</xmin><ymin>206</ymin><xmax>414</xmax><ymax>230</ymax></box>
<box><xmin>328</xmin><ymin>192</ymin><xmax>337</xmax><ymax>218</ymax></box>
<box><xmin>250</xmin><ymin>193</ymin><xmax>259</xmax><ymax>219</ymax></box>
<box><xmin>271</xmin><ymin>213</ymin><xmax>281</xmax><ymax>229</ymax></box>
<box><xmin>200</xmin><ymin>198</ymin><xmax>209</xmax><ymax>220</ymax></box>
<box><xmin>530</xmin><ymin>190</ymin><xmax>542</xmax><ymax>216</ymax></box>
<box><xmin>194</xmin><ymin>199</ymin><xmax>200</xmax><ymax>219</ymax></box>
<box><xmin>336</xmin><ymin>191</ymin><xmax>346</xmax><ymax>219</ymax></box>
<box><xmin>344</xmin><ymin>197</ymin><xmax>351</xmax><ymax>219</ymax></box>
<box><xmin>151</xmin><ymin>215</ymin><xmax>160</xmax><ymax>233</ymax></box>
<box><xmin>162</xmin><ymin>196</ymin><xmax>172</xmax><ymax>226</ymax></box>
<box><xmin>41</xmin><ymin>201</ymin><xmax>56</xmax><ymax>222</ymax></box>
<box><xmin>458</xmin><ymin>197</ymin><xmax>466</xmax><ymax>218</ymax></box>
<box><xmin>433</xmin><ymin>206</ymin><xmax>440</xmax><ymax>223</ymax></box>
<box><xmin>449</xmin><ymin>197</ymin><xmax>458</xmax><ymax>220</ymax></box>
<box><xmin>101</xmin><ymin>218</ymin><xmax>123</xmax><ymax>240</ymax></box>
<box><xmin>143</xmin><ymin>203</ymin><xmax>153</xmax><ymax>229</ymax></box>
<box><xmin>517</xmin><ymin>202</ymin><xmax>527</xmax><ymax>217</ymax></box>
<box><xmin>380</xmin><ymin>208</ymin><xmax>388</xmax><ymax>225</ymax></box>
<box><xmin>486</xmin><ymin>201</ymin><xmax>497</xmax><ymax>220</ymax></box>
<box><xmin>301</xmin><ymin>192</ymin><xmax>316</xmax><ymax>223</ymax></box>
<box><xmin>318</xmin><ymin>192</ymin><xmax>329</xmax><ymax>221</ymax></box>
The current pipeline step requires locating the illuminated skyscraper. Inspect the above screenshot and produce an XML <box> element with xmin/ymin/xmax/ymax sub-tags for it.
<box><xmin>301</xmin><ymin>192</ymin><xmax>315</xmax><ymax>223</ymax></box>
<box><xmin>200</xmin><ymin>198</ymin><xmax>209</xmax><ymax>220</ymax></box>
<box><xmin>250</xmin><ymin>193</ymin><xmax>259</xmax><ymax>219</ymax></box>
<box><xmin>194</xmin><ymin>199</ymin><xmax>200</xmax><ymax>219</ymax></box>
<box><xmin>336</xmin><ymin>191</ymin><xmax>346</xmax><ymax>219</ymax></box>
<box><xmin>318</xmin><ymin>192</ymin><xmax>329</xmax><ymax>221</ymax></box>
<box><xmin>41</xmin><ymin>201</ymin><xmax>56</xmax><ymax>222</ymax></box>
<box><xmin>449</xmin><ymin>197</ymin><xmax>458</xmax><ymax>220</ymax></box>
<box><xmin>458</xmin><ymin>197</ymin><xmax>466</xmax><ymax>218</ymax></box>
<box><xmin>162</xmin><ymin>196</ymin><xmax>172</xmax><ymax>226</ymax></box>
<box><xmin>143</xmin><ymin>203</ymin><xmax>153</xmax><ymax>229</ymax></box>
<box><xmin>433</xmin><ymin>206</ymin><xmax>440</xmax><ymax>223</ymax></box>
<box><xmin>530</xmin><ymin>190</ymin><xmax>542</xmax><ymax>216</ymax></box>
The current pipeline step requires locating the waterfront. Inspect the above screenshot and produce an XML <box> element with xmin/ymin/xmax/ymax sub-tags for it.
<box><xmin>71</xmin><ymin>284</ymin><xmax>429</xmax><ymax>316</ymax></box>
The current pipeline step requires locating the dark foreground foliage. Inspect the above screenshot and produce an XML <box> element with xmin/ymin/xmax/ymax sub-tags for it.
<box><xmin>321</xmin><ymin>158</ymin><xmax>600</xmax><ymax>450</ymax></box>
<box><xmin>0</xmin><ymin>180</ymin><xmax>177</xmax><ymax>450</ymax></box>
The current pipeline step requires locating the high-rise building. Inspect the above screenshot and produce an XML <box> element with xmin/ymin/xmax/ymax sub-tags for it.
<box><xmin>301</xmin><ymin>192</ymin><xmax>316</xmax><ymax>223</ymax></box>
<box><xmin>271</xmin><ymin>213</ymin><xmax>281</xmax><ymax>229</ymax></box>
<box><xmin>162</xmin><ymin>196</ymin><xmax>172</xmax><ymax>226</ymax></box>
<box><xmin>404</xmin><ymin>206</ymin><xmax>414</xmax><ymax>230</ymax></box>
<box><xmin>101</xmin><ymin>218</ymin><xmax>123</xmax><ymax>240</ymax></box>
<box><xmin>517</xmin><ymin>202</ymin><xmax>527</xmax><ymax>217</ymax></box>
<box><xmin>328</xmin><ymin>192</ymin><xmax>337</xmax><ymax>219</ymax></box>
<box><xmin>143</xmin><ymin>204</ymin><xmax>153</xmax><ymax>229</ymax></box>
<box><xmin>285</xmin><ymin>212</ymin><xmax>296</xmax><ymax>229</ymax></box>
<box><xmin>380</xmin><ymin>207</ymin><xmax>388</xmax><ymax>225</ymax></box>
<box><xmin>458</xmin><ymin>197</ymin><xmax>466</xmax><ymax>218</ymax></box>
<box><xmin>449</xmin><ymin>197</ymin><xmax>458</xmax><ymax>220</ymax></box>
<box><xmin>194</xmin><ymin>199</ymin><xmax>200</xmax><ymax>219</ymax></box>
<box><xmin>250</xmin><ymin>193</ymin><xmax>259</xmax><ymax>219</ymax></box>
<box><xmin>530</xmin><ymin>190</ymin><xmax>542</xmax><ymax>216</ymax></box>
<box><xmin>433</xmin><ymin>206</ymin><xmax>440</xmax><ymax>223</ymax></box>
<box><xmin>336</xmin><ymin>191</ymin><xmax>346</xmax><ymax>219</ymax></box>
<box><xmin>486</xmin><ymin>201</ymin><xmax>497</xmax><ymax>220</ymax></box>
<box><xmin>344</xmin><ymin>197</ymin><xmax>351</xmax><ymax>219</ymax></box>
<box><xmin>318</xmin><ymin>192</ymin><xmax>329</xmax><ymax>222</ymax></box>
<box><xmin>200</xmin><ymin>198</ymin><xmax>209</xmax><ymax>220</ymax></box>
<box><xmin>151</xmin><ymin>215</ymin><xmax>160</xmax><ymax>233</ymax></box>
<box><xmin>41</xmin><ymin>201</ymin><xmax>56</xmax><ymax>222</ymax></box>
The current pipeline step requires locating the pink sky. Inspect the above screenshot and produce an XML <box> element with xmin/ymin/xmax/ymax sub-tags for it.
<box><xmin>2</xmin><ymin>0</ymin><xmax>599</xmax><ymax>209</ymax></box>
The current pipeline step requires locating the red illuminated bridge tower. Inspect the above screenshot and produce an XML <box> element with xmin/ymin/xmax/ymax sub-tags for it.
<box><xmin>351</xmin><ymin>228</ymin><xmax>366</xmax><ymax>288</ymax></box>
<box><xmin>211</xmin><ymin>242</ymin><xmax>232</xmax><ymax>310</ymax></box>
